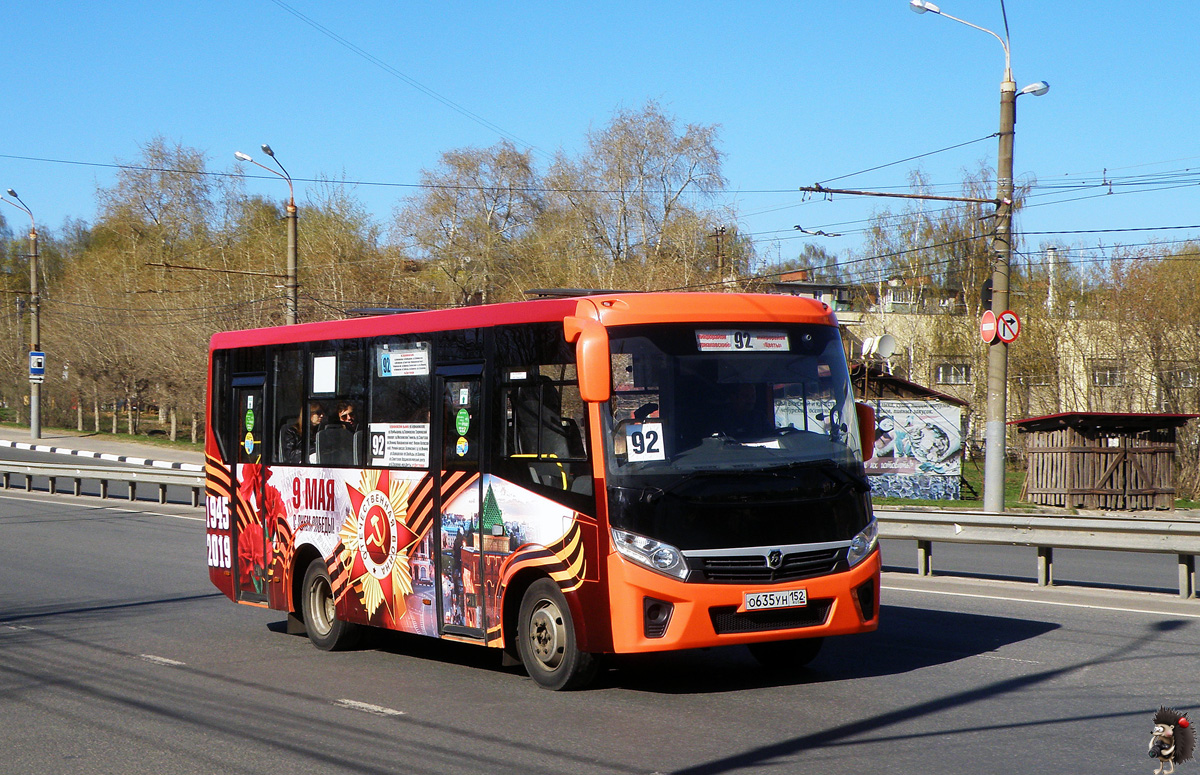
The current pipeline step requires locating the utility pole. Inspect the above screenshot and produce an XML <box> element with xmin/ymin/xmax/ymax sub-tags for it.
<box><xmin>712</xmin><ymin>226</ymin><xmax>728</xmax><ymax>290</ymax></box>
<box><xmin>2</xmin><ymin>190</ymin><xmax>40</xmax><ymax>439</ymax></box>
<box><xmin>235</xmin><ymin>145</ymin><xmax>298</xmax><ymax>324</ymax></box>
<box><xmin>908</xmin><ymin>0</ymin><xmax>1048</xmax><ymax>513</ymax></box>
<box><xmin>285</xmin><ymin>196</ymin><xmax>298</xmax><ymax>324</ymax></box>
<box><xmin>983</xmin><ymin>72</ymin><xmax>1017</xmax><ymax>513</ymax></box>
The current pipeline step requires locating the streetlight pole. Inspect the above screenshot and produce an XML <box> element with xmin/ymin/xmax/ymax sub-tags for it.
<box><xmin>235</xmin><ymin>145</ymin><xmax>298</xmax><ymax>325</ymax></box>
<box><xmin>910</xmin><ymin>0</ymin><xmax>1047</xmax><ymax>512</ymax></box>
<box><xmin>2</xmin><ymin>190</ymin><xmax>40</xmax><ymax>439</ymax></box>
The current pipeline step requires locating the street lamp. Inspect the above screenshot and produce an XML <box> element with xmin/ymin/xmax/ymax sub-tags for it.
<box><xmin>235</xmin><ymin>145</ymin><xmax>299</xmax><ymax>325</ymax></box>
<box><xmin>910</xmin><ymin>0</ymin><xmax>1048</xmax><ymax>512</ymax></box>
<box><xmin>1</xmin><ymin>189</ymin><xmax>41</xmax><ymax>439</ymax></box>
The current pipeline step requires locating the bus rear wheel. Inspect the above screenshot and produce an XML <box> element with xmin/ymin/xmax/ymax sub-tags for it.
<box><xmin>517</xmin><ymin>579</ymin><xmax>597</xmax><ymax>690</ymax></box>
<box><xmin>301</xmin><ymin>560</ymin><xmax>360</xmax><ymax>651</ymax></box>
<box><xmin>748</xmin><ymin>637</ymin><xmax>823</xmax><ymax>669</ymax></box>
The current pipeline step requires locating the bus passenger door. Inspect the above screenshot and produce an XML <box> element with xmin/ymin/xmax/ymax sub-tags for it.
<box><xmin>435</xmin><ymin>367</ymin><xmax>486</xmax><ymax>638</ymax></box>
<box><xmin>232</xmin><ymin>377</ymin><xmax>269</xmax><ymax>603</ymax></box>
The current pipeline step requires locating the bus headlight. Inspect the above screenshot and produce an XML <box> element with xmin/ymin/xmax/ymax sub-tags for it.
<box><xmin>846</xmin><ymin>519</ymin><xmax>879</xmax><ymax>567</ymax></box>
<box><xmin>611</xmin><ymin>528</ymin><xmax>689</xmax><ymax>580</ymax></box>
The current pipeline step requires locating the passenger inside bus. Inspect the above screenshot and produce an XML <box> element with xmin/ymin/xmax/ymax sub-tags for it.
<box><xmin>315</xmin><ymin>408</ymin><xmax>358</xmax><ymax>466</ymax></box>
<box><xmin>281</xmin><ymin>402</ymin><xmax>325</xmax><ymax>464</ymax></box>
<box><xmin>336</xmin><ymin>400</ymin><xmax>360</xmax><ymax>434</ymax></box>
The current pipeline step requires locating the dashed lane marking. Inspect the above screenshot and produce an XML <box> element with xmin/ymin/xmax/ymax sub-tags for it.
<box><xmin>334</xmin><ymin>699</ymin><xmax>406</xmax><ymax>717</ymax></box>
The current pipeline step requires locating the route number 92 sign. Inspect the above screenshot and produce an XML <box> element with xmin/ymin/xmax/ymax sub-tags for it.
<box><xmin>625</xmin><ymin>422</ymin><xmax>665</xmax><ymax>461</ymax></box>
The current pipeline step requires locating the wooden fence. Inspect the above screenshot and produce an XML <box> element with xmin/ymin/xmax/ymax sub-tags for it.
<box><xmin>1022</xmin><ymin>424</ymin><xmax>1178</xmax><ymax>511</ymax></box>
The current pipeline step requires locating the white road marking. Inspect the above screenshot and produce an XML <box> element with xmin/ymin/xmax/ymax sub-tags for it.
<box><xmin>883</xmin><ymin>583</ymin><xmax>1200</xmax><ymax>619</ymax></box>
<box><xmin>978</xmin><ymin>654</ymin><xmax>1042</xmax><ymax>664</ymax></box>
<box><xmin>0</xmin><ymin>492</ymin><xmax>204</xmax><ymax>521</ymax></box>
<box><xmin>139</xmin><ymin>654</ymin><xmax>186</xmax><ymax>667</ymax></box>
<box><xmin>334</xmin><ymin>699</ymin><xmax>405</xmax><ymax>717</ymax></box>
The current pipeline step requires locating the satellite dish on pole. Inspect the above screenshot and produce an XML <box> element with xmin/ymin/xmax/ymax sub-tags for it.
<box><xmin>875</xmin><ymin>334</ymin><xmax>897</xmax><ymax>359</ymax></box>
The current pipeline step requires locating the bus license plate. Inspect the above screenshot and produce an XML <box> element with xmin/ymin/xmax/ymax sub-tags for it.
<box><xmin>742</xmin><ymin>588</ymin><xmax>807</xmax><ymax>612</ymax></box>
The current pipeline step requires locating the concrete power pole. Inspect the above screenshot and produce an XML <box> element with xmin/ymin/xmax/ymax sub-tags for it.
<box><xmin>982</xmin><ymin>74</ymin><xmax>1016</xmax><ymax>514</ymax></box>
<box><xmin>2</xmin><ymin>190</ymin><xmax>40</xmax><ymax>439</ymax></box>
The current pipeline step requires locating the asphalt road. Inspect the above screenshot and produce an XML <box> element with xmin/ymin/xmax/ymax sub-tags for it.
<box><xmin>2</xmin><ymin>489</ymin><xmax>1199</xmax><ymax>774</ymax></box>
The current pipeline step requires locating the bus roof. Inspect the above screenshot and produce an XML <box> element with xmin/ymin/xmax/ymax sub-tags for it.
<box><xmin>208</xmin><ymin>292</ymin><xmax>836</xmax><ymax>351</ymax></box>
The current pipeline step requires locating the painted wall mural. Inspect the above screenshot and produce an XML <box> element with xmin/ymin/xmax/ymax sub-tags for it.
<box><xmin>864</xmin><ymin>399</ymin><xmax>964</xmax><ymax>500</ymax></box>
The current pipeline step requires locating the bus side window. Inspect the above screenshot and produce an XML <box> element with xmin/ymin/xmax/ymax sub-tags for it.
<box><xmin>494</xmin><ymin>324</ymin><xmax>591</xmax><ymax>497</ymax></box>
<box><xmin>508</xmin><ymin>373</ymin><xmax>589</xmax><ymax>493</ymax></box>
<box><xmin>271</xmin><ymin>346</ymin><xmax>304</xmax><ymax>464</ymax></box>
<box><xmin>210</xmin><ymin>351</ymin><xmax>230</xmax><ymax>463</ymax></box>
<box><xmin>368</xmin><ymin>339</ymin><xmax>432</xmax><ymax>469</ymax></box>
<box><xmin>515</xmin><ymin>377</ymin><xmax>571</xmax><ymax>459</ymax></box>
<box><xmin>307</xmin><ymin>341</ymin><xmax>366</xmax><ymax>466</ymax></box>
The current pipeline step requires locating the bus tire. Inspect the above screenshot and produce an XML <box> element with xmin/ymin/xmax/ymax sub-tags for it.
<box><xmin>517</xmin><ymin>578</ymin><xmax>597</xmax><ymax>690</ymax></box>
<box><xmin>301</xmin><ymin>560</ymin><xmax>360</xmax><ymax>651</ymax></box>
<box><xmin>748</xmin><ymin>637</ymin><xmax>823</xmax><ymax>669</ymax></box>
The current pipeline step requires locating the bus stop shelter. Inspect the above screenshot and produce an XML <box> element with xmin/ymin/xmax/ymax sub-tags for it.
<box><xmin>1015</xmin><ymin>412</ymin><xmax>1197</xmax><ymax>511</ymax></box>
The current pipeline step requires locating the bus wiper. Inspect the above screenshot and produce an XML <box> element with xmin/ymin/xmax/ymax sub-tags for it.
<box><xmin>758</xmin><ymin>459</ymin><xmax>837</xmax><ymax>474</ymax></box>
<box><xmin>608</xmin><ymin>484</ymin><xmax>666</xmax><ymax>504</ymax></box>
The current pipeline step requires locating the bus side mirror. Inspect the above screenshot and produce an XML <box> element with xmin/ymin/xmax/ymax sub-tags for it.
<box><xmin>564</xmin><ymin>315</ymin><xmax>611</xmax><ymax>403</ymax></box>
<box><xmin>855</xmin><ymin>402</ymin><xmax>876</xmax><ymax>460</ymax></box>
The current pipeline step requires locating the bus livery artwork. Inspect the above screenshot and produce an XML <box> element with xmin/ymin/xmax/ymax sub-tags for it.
<box><xmin>205</xmin><ymin>292</ymin><xmax>879</xmax><ymax>690</ymax></box>
<box><xmin>206</xmin><ymin>459</ymin><xmax>591</xmax><ymax>642</ymax></box>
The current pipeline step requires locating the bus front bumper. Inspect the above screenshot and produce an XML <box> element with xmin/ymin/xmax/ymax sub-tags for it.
<box><xmin>606</xmin><ymin>548</ymin><xmax>880</xmax><ymax>654</ymax></box>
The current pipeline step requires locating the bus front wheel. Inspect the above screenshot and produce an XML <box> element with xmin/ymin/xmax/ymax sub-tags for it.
<box><xmin>517</xmin><ymin>578</ymin><xmax>597</xmax><ymax>690</ymax></box>
<box><xmin>301</xmin><ymin>560</ymin><xmax>360</xmax><ymax>651</ymax></box>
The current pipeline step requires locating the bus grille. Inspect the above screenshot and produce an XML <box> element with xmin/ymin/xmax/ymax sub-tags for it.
<box><xmin>690</xmin><ymin>548</ymin><xmax>844</xmax><ymax>583</ymax></box>
<box><xmin>708</xmin><ymin>601</ymin><xmax>832</xmax><ymax>634</ymax></box>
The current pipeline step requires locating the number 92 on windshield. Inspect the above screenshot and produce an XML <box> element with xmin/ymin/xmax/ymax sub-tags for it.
<box><xmin>741</xmin><ymin>587</ymin><xmax>808</xmax><ymax>612</ymax></box>
<box><xmin>624</xmin><ymin>422</ymin><xmax>665</xmax><ymax>462</ymax></box>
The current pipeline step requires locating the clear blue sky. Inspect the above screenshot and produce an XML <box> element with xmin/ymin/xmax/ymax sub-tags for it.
<box><xmin>3</xmin><ymin>1</ymin><xmax>1198</xmax><ymax>278</ymax></box>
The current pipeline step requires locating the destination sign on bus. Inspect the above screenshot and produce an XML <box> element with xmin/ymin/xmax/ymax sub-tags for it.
<box><xmin>368</xmin><ymin>422</ymin><xmax>430</xmax><ymax>468</ymax></box>
<box><xmin>378</xmin><ymin>347</ymin><xmax>429</xmax><ymax>377</ymax></box>
<box><xmin>695</xmin><ymin>329</ymin><xmax>788</xmax><ymax>352</ymax></box>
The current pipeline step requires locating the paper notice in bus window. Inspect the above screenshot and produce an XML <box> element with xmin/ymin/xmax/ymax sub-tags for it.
<box><xmin>378</xmin><ymin>348</ymin><xmax>429</xmax><ymax>377</ymax></box>
<box><xmin>624</xmin><ymin>422</ymin><xmax>666</xmax><ymax>462</ymax></box>
<box><xmin>312</xmin><ymin>355</ymin><xmax>337</xmax><ymax>393</ymax></box>
<box><xmin>368</xmin><ymin>423</ymin><xmax>430</xmax><ymax>468</ymax></box>
<box><xmin>695</xmin><ymin>330</ymin><xmax>788</xmax><ymax>352</ymax></box>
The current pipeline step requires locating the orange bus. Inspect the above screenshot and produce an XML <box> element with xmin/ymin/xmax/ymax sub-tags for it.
<box><xmin>204</xmin><ymin>291</ymin><xmax>879</xmax><ymax>689</ymax></box>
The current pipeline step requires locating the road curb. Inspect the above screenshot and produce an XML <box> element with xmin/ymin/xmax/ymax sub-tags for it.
<box><xmin>0</xmin><ymin>438</ymin><xmax>204</xmax><ymax>472</ymax></box>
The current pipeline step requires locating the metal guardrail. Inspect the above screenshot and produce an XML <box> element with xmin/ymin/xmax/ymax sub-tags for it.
<box><xmin>876</xmin><ymin>506</ymin><xmax>1200</xmax><ymax>599</ymax></box>
<box><xmin>0</xmin><ymin>461</ymin><xmax>204</xmax><ymax>506</ymax></box>
<box><xmin>4</xmin><ymin>463</ymin><xmax>1196</xmax><ymax>599</ymax></box>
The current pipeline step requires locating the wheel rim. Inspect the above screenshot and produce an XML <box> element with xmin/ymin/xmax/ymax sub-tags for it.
<box><xmin>307</xmin><ymin>573</ymin><xmax>335</xmax><ymax>637</ymax></box>
<box><xmin>527</xmin><ymin>597</ymin><xmax>566</xmax><ymax>672</ymax></box>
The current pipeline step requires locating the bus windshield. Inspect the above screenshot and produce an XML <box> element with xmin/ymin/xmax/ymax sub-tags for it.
<box><xmin>601</xmin><ymin>322</ymin><xmax>871</xmax><ymax>552</ymax></box>
<box><xmin>604</xmin><ymin>323</ymin><xmax>863</xmax><ymax>475</ymax></box>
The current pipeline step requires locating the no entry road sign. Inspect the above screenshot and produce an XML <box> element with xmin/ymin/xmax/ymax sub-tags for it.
<box><xmin>980</xmin><ymin>310</ymin><xmax>997</xmax><ymax>343</ymax></box>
